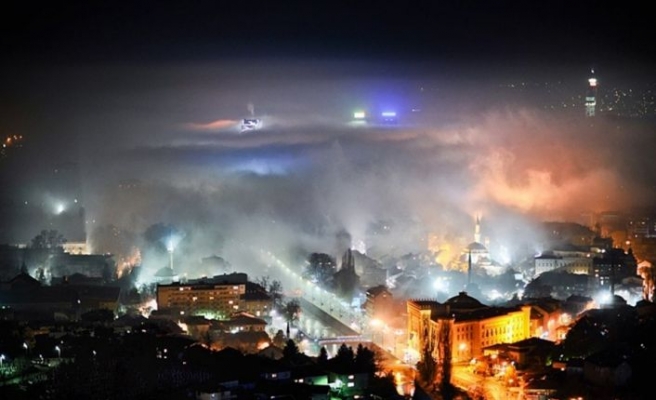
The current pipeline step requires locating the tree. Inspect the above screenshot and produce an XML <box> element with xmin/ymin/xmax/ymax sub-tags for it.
<box><xmin>417</xmin><ymin>318</ymin><xmax>437</xmax><ymax>387</ymax></box>
<box><xmin>255</xmin><ymin>275</ymin><xmax>270</xmax><ymax>291</ymax></box>
<box><xmin>559</xmin><ymin>315</ymin><xmax>606</xmax><ymax>358</ymax></box>
<box><xmin>318</xmin><ymin>346</ymin><xmax>329</xmax><ymax>366</ymax></box>
<box><xmin>282</xmin><ymin>339</ymin><xmax>300</xmax><ymax>360</ymax></box>
<box><xmin>304</xmin><ymin>252</ymin><xmax>336</xmax><ymax>285</ymax></box>
<box><xmin>272</xmin><ymin>330</ymin><xmax>286</xmax><ymax>348</ymax></box>
<box><xmin>30</xmin><ymin>229</ymin><xmax>66</xmax><ymax>249</ymax></box>
<box><xmin>354</xmin><ymin>344</ymin><xmax>376</xmax><ymax>374</ymax></box>
<box><xmin>256</xmin><ymin>276</ymin><xmax>284</xmax><ymax>310</ymax></box>
<box><xmin>282</xmin><ymin>299</ymin><xmax>301</xmax><ymax>327</ymax></box>
<box><xmin>417</xmin><ymin>341</ymin><xmax>437</xmax><ymax>387</ymax></box>
<box><xmin>333</xmin><ymin>343</ymin><xmax>355</xmax><ymax>372</ymax></box>
<box><xmin>437</xmin><ymin>319</ymin><xmax>454</xmax><ymax>398</ymax></box>
<box><xmin>269</xmin><ymin>279</ymin><xmax>284</xmax><ymax>309</ymax></box>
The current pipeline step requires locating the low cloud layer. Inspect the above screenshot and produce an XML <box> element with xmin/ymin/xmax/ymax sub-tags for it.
<box><xmin>2</xmin><ymin>61</ymin><xmax>654</xmax><ymax>278</ymax></box>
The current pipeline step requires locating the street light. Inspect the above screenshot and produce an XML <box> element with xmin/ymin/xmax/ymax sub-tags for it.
<box><xmin>0</xmin><ymin>354</ymin><xmax>5</xmax><ymax>367</ymax></box>
<box><xmin>370</xmin><ymin>319</ymin><xmax>384</xmax><ymax>345</ymax></box>
<box><xmin>55</xmin><ymin>345</ymin><xmax>61</xmax><ymax>358</ymax></box>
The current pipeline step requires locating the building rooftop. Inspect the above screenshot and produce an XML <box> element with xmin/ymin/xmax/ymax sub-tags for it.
<box><xmin>453</xmin><ymin>306</ymin><xmax>522</xmax><ymax>322</ymax></box>
<box><xmin>466</xmin><ymin>242</ymin><xmax>487</xmax><ymax>252</ymax></box>
<box><xmin>366</xmin><ymin>284</ymin><xmax>391</xmax><ymax>297</ymax></box>
<box><xmin>445</xmin><ymin>291</ymin><xmax>485</xmax><ymax>310</ymax></box>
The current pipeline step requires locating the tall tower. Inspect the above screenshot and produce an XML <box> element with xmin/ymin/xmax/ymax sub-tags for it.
<box><xmin>467</xmin><ymin>250</ymin><xmax>472</xmax><ymax>286</ymax></box>
<box><xmin>474</xmin><ymin>214</ymin><xmax>482</xmax><ymax>244</ymax></box>
<box><xmin>585</xmin><ymin>69</ymin><xmax>597</xmax><ymax>117</ymax></box>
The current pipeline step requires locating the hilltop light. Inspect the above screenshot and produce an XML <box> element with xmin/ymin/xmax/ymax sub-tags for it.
<box><xmin>55</xmin><ymin>202</ymin><xmax>66</xmax><ymax>215</ymax></box>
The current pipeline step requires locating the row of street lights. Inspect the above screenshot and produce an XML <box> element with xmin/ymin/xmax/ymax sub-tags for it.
<box><xmin>265</xmin><ymin>249</ymin><xmax>362</xmax><ymax>333</ymax></box>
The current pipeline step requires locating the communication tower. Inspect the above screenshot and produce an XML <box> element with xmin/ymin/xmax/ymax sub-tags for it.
<box><xmin>585</xmin><ymin>69</ymin><xmax>597</xmax><ymax>117</ymax></box>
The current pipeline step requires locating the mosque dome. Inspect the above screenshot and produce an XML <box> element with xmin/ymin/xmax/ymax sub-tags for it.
<box><xmin>466</xmin><ymin>242</ymin><xmax>487</xmax><ymax>252</ymax></box>
<box><xmin>445</xmin><ymin>291</ymin><xmax>485</xmax><ymax>310</ymax></box>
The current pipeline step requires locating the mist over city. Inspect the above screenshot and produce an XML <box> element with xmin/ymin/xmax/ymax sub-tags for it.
<box><xmin>1</xmin><ymin>2</ymin><xmax>656</xmax><ymax>399</ymax></box>
<box><xmin>3</xmin><ymin>61</ymin><xmax>655</xmax><ymax>279</ymax></box>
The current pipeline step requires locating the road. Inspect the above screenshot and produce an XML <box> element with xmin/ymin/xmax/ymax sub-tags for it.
<box><xmin>261</xmin><ymin>249</ymin><xmax>363</xmax><ymax>332</ymax></box>
<box><xmin>261</xmin><ymin>248</ymin><xmax>426</xmax><ymax>398</ymax></box>
<box><xmin>452</xmin><ymin>364</ymin><xmax>510</xmax><ymax>400</ymax></box>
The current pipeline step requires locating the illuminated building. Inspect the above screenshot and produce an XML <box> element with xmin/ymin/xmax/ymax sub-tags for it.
<box><xmin>215</xmin><ymin>312</ymin><xmax>268</xmax><ymax>332</ymax></box>
<box><xmin>524</xmin><ymin>298</ymin><xmax>571</xmax><ymax>341</ymax></box>
<box><xmin>534</xmin><ymin>250</ymin><xmax>593</xmax><ymax>278</ymax></box>
<box><xmin>156</xmin><ymin>273</ymin><xmax>272</xmax><ymax>320</ymax></box>
<box><xmin>407</xmin><ymin>292</ymin><xmax>531</xmax><ymax>363</ymax></box>
<box><xmin>534</xmin><ymin>253</ymin><xmax>562</xmax><ymax>277</ymax></box>
<box><xmin>364</xmin><ymin>285</ymin><xmax>393</xmax><ymax>320</ymax></box>
<box><xmin>586</xmin><ymin>69</ymin><xmax>597</xmax><ymax>117</ymax></box>
<box><xmin>157</xmin><ymin>280</ymin><xmax>246</xmax><ymax>320</ymax></box>
<box><xmin>455</xmin><ymin>215</ymin><xmax>499</xmax><ymax>275</ymax></box>
<box><xmin>592</xmin><ymin>248</ymin><xmax>637</xmax><ymax>293</ymax></box>
<box><xmin>241</xmin><ymin>282</ymin><xmax>274</xmax><ymax>318</ymax></box>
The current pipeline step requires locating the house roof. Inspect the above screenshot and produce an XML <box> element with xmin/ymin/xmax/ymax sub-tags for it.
<box><xmin>223</xmin><ymin>313</ymin><xmax>267</xmax><ymax>326</ymax></box>
<box><xmin>366</xmin><ymin>284</ymin><xmax>391</xmax><ymax>297</ymax></box>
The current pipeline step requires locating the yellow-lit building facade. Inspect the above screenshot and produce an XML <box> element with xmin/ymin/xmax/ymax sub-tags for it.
<box><xmin>407</xmin><ymin>292</ymin><xmax>531</xmax><ymax>363</ymax></box>
<box><xmin>157</xmin><ymin>282</ymin><xmax>246</xmax><ymax>319</ymax></box>
<box><xmin>241</xmin><ymin>291</ymin><xmax>273</xmax><ymax>319</ymax></box>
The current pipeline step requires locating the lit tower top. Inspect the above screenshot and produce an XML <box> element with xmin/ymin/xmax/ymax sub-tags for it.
<box><xmin>474</xmin><ymin>214</ymin><xmax>482</xmax><ymax>244</ymax></box>
<box><xmin>585</xmin><ymin>68</ymin><xmax>597</xmax><ymax>117</ymax></box>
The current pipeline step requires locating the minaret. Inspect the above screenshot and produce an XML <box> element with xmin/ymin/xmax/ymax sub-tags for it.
<box><xmin>474</xmin><ymin>215</ymin><xmax>481</xmax><ymax>244</ymax></box>
<box><xmin>467</xmin><ymin>250</ymin><xmax>472</xmax><ymax>286</ymax></box>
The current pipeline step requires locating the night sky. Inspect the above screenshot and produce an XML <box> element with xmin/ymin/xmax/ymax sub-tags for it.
<box><xmin>2</xmin><ymin>1</ymin><xmax>653</xmax><ymax>67</ymax></box>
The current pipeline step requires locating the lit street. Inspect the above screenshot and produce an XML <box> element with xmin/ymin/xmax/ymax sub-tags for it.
<box><xmin>452</xmin><ymin>363</ymin><xmax>510</xmax><ymax>400</ymax></box>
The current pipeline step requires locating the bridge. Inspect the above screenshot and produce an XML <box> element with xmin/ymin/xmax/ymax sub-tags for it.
<box><xmin>316</xmin><ymin>335</ymin><xmax>371</xmax><ymax>346</ymax></box>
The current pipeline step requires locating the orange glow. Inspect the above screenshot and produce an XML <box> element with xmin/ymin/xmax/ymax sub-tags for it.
<box><xmin>116</xmin><ymin>247</ymin><xmax>141</xmax><ymax>278</ymax></box>
<box><xmin>186</xmin><ymin>119</ymin><xmax>238</xmax><ymax>131</ymax></box>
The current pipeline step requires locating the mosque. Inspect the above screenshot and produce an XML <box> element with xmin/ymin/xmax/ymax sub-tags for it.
<box><xmin>457</xmin><ymin>215</ymin><xmax>505</xmax><ymax>276</ymax></box>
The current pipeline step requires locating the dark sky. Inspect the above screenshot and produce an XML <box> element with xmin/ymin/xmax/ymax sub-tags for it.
<box><xmin>2</xmin><ymin>1</ymin><xmax>653</xmax><ymax>69</ymax></box>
